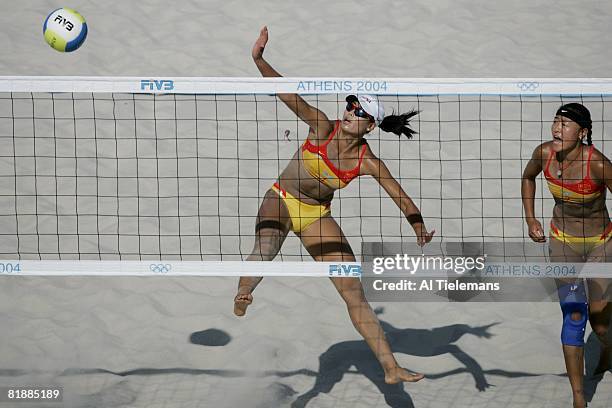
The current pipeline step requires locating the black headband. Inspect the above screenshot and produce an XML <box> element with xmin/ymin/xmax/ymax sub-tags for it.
<box><xmin>556</xmin><ymin>103</ymin><xmax>592</xmax><ymax>130</ymax></box>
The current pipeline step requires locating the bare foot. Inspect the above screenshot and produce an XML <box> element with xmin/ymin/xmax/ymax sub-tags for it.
<box><xmin>233</xmin><ymin>288</ymin><xmax>253</xmax><ymax>317</ymax></box>
<box><xmin>384</xmin><ymin>366</ymin><xmax>425</xmax><ymax>384</ymax></box>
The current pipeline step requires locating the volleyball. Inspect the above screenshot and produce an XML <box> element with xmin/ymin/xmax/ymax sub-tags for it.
<box><xmin>43</xmin><ymin>8</ymin><xmax>87</xmax><ymax>52</ymax></box>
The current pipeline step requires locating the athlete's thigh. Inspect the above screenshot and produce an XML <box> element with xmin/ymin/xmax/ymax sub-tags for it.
<box><xmin>255</xmin><ymin>189</ymin><xmax>292</xmax><ymax>238</ymax></box>
<box><xmin>298</xmin><ymin>216</ymin><xmax>365</xmax><ymax>298</ymax></box>
<box><xmin>548</xmin><ymin>236</ymin><xmax>584</xmax><ymax>262</ymax></box>
<box><xmin>298</xmin><ymin>215</ymin><xmax>355</xmax><ymax>262</ymax></box>
<box><xmin>586</xmin><ymin>236</ymin><xmax>612</xmax><ymax>262</ymax></box>
<box><xmin>549</xmin><ymin>237</ymin><xmax>585</xmax><ymax>292</ymax></box>
<box><xmin>586</xmin><ymin>239</ymin><xmax>612</xmax><ymax>303</ymax></box>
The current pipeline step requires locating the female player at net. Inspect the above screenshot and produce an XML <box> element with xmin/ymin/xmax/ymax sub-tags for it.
<box><xmin>522</xmin><ymin>103</ymin><xmax>612</xmax><ymax>408</ymax></box>
<box><xmin>233</xmin><ymin>26</ymin><xmax>434</xmax><ymax>385</ymax></box>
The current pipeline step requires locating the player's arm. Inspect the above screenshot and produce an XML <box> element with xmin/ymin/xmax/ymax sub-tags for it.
<box><xmin>362</xmin><ymin>154</ymin><xmax>434</xmax><ymax>246</ymax></box>
<box><xmin>521</xmin><ymin>143</ymin><xmax>546</xmax><ymax>242</ymax></box>
<box><xmin>251</xmin><ymin>26</ymin><xmax>332</xmax><ymax>139</ymax></box>
<box><xmin>589</xmin><ymin>149</ymin><xmax>612</xmax><ymax>193</ymax></box>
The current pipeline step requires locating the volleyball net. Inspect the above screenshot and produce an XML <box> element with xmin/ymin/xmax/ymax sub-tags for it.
<box><xmin>1</xmin><ymin>77</ymin><xmax>611</xmax><ymax>276</ymax></box>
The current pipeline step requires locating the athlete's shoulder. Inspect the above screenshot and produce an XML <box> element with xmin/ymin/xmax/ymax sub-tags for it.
<box><xmin>360</xmin><ymin>141</ymin><xmax>376</xmax><ymax>161</ymax></box>
<box><xmin>360</xmin><ymin>148</ymin><xmax>383</xmax><ymax>176</ymax></box>
<box><xmin>306</xmin><ymin>119</ymin><xmax>337</xmax><ymax>145</ymax></box>
<box><xmin>533</xmin><ymin>141</ymin><xmax>553</xmax><ymax>160</ymax></box>
<box><xmin>588</xmin><ymin>145</ymin><xmax>610</xmax><ymax>163</ymax></box>
<box><xmin>588</xmin><ymin>145</ymin><xmax>612</xmax><ymax>182</ymax></box>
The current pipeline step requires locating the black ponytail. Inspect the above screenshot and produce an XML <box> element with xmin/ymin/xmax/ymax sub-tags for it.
<box><xmin>579</xmin><ymin>128</ymin><xmax>593</xmax><ymax>146</ymax></box>
<box><xmin>379</xmin><ymin>110</ymin><xmax>420</xmax><ymax>139</ymax></box>
<box><xmin>586</xmin><ymin>129</ymin><xmax>593</xmax><ymax>146</ymax></box>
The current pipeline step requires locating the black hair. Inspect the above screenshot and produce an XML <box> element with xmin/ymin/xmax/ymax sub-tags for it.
<box><xmin>556</xmin><ymin>103</ymin><xmax>592</xmax><ymax>146</ymax></box>
<box><xmin>586</xmin><ymin>130</ymin><xmax>593</xmax><ymax>146</ymax></box>
<box><xmin>379</xmin><ymin>110</ymin><xmax>420</xmax><ymax>139</ymax></box>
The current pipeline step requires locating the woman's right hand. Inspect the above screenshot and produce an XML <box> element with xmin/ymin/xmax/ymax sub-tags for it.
<box><xmin>527</xmin><ymin>219</ymin><xmax>546</xmax><ymax>242</ymax></box>
<box><xmin>252</xmin><ymin>26</ymin><xmax>269</xmax><ymax>61</ymax></box>
<box><xmin>413</xmin><ymin>224</ymin><xmax>435</xmax><ymax>247</ymax></box>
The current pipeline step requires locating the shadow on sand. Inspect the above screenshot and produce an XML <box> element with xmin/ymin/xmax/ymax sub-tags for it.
<box><xmin>292</xmin><ymin>307</ymin><xmax>516</xmax><ymax>407</ymax></box>
<box><xmin>584</xmin><ymin>331</ymin><xmax>612</xmax><ymax>404</ymax></box>
<box><xmin>2</xmin><ymin>316</ymin><xmax>577</xmax><ymax>408</ymax></box>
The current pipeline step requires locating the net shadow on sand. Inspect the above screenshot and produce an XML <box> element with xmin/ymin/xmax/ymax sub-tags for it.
<box><xmin>0</xmin><ymin>316</ymin><xmax>577</xmax><ymax>408</ymax></box>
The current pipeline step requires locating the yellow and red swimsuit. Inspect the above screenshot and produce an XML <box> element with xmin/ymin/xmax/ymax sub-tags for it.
<box><xmin>272</xmin><ymin>121</ymin><xmax>366</xmax><ymax>233</ymax></box>
<box><xmin>544</xmin><ymin>145</ymin><xmax>611</xmax><ymax>252</ymax></box>
<box><xmin>301</xmin><ymin>121</ymin><xmax>367</xmax><ymax>190</ymax></box>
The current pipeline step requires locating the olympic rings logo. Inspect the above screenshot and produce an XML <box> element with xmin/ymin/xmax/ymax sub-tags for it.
<box><xmin>516</xmin><ymin>82</ymin><xmax>540</xmax><ymax>91</ymax></box>
<box><xmin>150</xmin><ymin>263</ymin><xmax>172</xmax><ymax>273</ymax></box>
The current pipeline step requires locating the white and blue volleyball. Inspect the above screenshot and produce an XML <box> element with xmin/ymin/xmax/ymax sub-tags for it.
<box><xmin>43</xmin><ymin>8</ymin><xmax>87</xmax><ymax>52</ymax></box>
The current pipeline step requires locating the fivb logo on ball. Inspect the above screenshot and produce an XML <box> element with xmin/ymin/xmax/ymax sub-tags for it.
<box><xmin>43</xmin><ymin>8</ymin><xmax>88</xmax><ymax>52</ymax></box>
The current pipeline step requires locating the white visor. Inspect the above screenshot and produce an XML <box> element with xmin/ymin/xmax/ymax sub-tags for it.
<box><xmin>346</xmin><ymin>94</ymin><xmax>385</xmax><ymax>125</ymax></box>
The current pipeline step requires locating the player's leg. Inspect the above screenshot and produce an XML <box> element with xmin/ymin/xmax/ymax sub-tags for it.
<box><xmin>586</xmin><ymin>238</ymin><xmax>612</xmax><ymax>374</ymax></box>
<box><xmin>550</xmin><ymin>236</ymin><xmax>588</xmax><ymax>407</ymax></box>
<box><xmin>234</xmin><ymin>189</ymin><xmax>292</xmax><ymax>316</ymax></box>
<box><xmin>299</xmin><ymin>215</ymin><xmax>423</xmax><ymax>384</ymax></box>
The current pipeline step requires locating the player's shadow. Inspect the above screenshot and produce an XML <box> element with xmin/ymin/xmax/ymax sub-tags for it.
<box><xmin>292</xmin><ymin>307</ymin><xmax>499</xmax><ymax>408</ymax></box>
<box><xmin>584</xmin><ymin>331</ymin><xmax>612</xmax><ymax>404</ymax></box>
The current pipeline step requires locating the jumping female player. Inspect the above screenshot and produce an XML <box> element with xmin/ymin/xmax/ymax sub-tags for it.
<box><xmin>522</xmin><ymin>103</ymin><xmax>612</xmax><ymax>408</ymax></box>
<box><xmin>233</xmin><ymin>27</ymin><xmax>434</xmax><ymax>385</ymax></box>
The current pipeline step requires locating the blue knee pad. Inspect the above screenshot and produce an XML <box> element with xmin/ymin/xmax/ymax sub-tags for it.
<box><xmin>559</xmin><ymin>282</ymin><xmax>588</xmax><ymax>347</ymax></box>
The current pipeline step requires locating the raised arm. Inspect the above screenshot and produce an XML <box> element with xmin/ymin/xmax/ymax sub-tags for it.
<box><xmin>521</xmin><ymin>144</ymin><xmax>546</xmax><ymax>242</ymax></box>
<box><xmin>362</xmin><ymin>155</ymin><xmax>434</xmax><ymax>246</ymax></box>
<box><xmin>252</xmin><ymin>26</ymin><xmax>332</xmax><ymax>138</ymax></box>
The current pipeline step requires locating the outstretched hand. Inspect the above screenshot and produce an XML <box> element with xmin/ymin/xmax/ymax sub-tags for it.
<box><xmin>252</xmin><ymin>26</ymin><xmax>269</xmax><ymax>61</ymax></box>
<box><xmin>469</xmin><ymin>322</ymin><xmax>499</xmax><ymax>339</ymax></box>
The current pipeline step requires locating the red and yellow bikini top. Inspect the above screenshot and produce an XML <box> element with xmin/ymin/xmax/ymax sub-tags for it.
<box><xmin>301</xmin><ymin>121</ymin><xmax>367</xmax><ymax>189</ymax></box>
<box><xmin>543</xmin><ymin>144</ymin><xmax>605</xmax><ymax>204</ymax></box>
